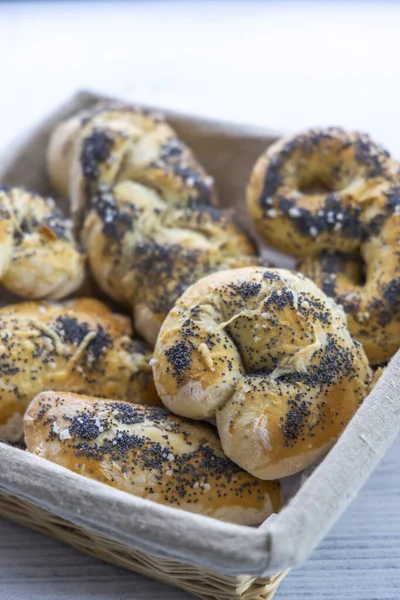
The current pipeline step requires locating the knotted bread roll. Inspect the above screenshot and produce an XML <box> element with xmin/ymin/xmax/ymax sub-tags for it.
<box><xmin>152</xmin><ymin>267</ymin><xmax>372</xmax><ymax>480</ymax></box>
<box><xmin>47</xmin><ymin>101</ymin><xmax>217</xmax><ymax>227</ymax></box>
<box><xmin>83</xmin><ymin>180</ymin><xmax>260</xmax><ymax>345</ymax></box>
<box><xmin>25</xmin><ymin>392</ymin><xmax>281</xmax><ymax>525</ymax></box>
<box><xmin>47</xmin><ymin>103</ymin><xmax>261</xmax><ymax>345</ymax></box>
<box><xmin>0</xmin><ymin>186</ymin><xmax>85</xmax><ymax>300</ymax></box>
<box><xmin>0</xmin><ymin>298</ymin><xmax>159</xmax><ymax>442</ymax></box>
<box><xmin>247</xmin><ymin>127</ymin><xmax>400</xmax><ymax>364</ymax></box>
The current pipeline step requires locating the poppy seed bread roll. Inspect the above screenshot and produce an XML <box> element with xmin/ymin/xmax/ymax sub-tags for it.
<box><xmin>82</xmin><ymin>181</ymin><xmax>261</xmax><ymax>345</ymax></box>
<box><xmin>47</xmin><ymin>101</ymin><xmax>217</xmax><ymax>228</ymax></box>
<box><xmin>246</xmin><ymin>127</ymin><xmax>400</xmax><ymax>364</ymax></box>
<box><xmin>47</xmin><ymin>104</ymin><xmax>262</xmax><ymax>346</ymax></box>
<box><xmin>24</xmin><ymin>392</ymin><xmax>281</xmax><ymax>525</ymax></box>
<box><xmin>0</xmin><ymin>186</ymin><xmax>85</xmax><ymax>300</ymax></box>
<box><xmin>0</xmin><ymin>298</ymin><xmax>159</xmax><ymax>442</ymax></box>
<box><xmin>152</xmin><ymin>267</ymin><xmax>373</xmax><ymax>480</ymax></box>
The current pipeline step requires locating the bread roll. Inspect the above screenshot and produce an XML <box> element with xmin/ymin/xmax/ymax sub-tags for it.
<box><xmin>246</xmin><ymin>127</ymin><xmax>400</xmax><ymax>364</ymax></box>
<box><xmin>46</xmin><ymin>103</ymin><xmax>262</xmax><ymax>346</ymax></box>
<box><xmin>152</xmin><ymin>267</ymin><xmax>373</xmax><ymax>479</ymax></box>
<box><xmin>0</xmin><ymin>298</ymin><xmax>159</xmax><ymax>441</ymax></box>
<box><xmin>0</xmin><ymin>186</ymin><xmax>85</xmax><ymax>300</ymax></box>
<box><xmin>83</xmin><ymin>180</ymin><xmax>261</xmax><ymax>345</ymax></box>
<box><xmin>24</xmin><ymin>392</ymin><xmax>281</xmax><ymax>525</ymax></box>
<box><xmin>47</xmin><ymin>101</ymin><xmax>217</xmax><ymax>227</ymax></box>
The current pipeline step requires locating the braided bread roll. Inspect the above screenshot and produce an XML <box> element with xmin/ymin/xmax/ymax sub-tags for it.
<box><xmin>0</xmin><ymin>186</ymin><xmax>85</xmax><ymax>300</ymax></box>
<box><xmin>25</xmin><ymin>392</ymin><xmax>281</xmax><ymax>525</ymax></box>
<box><xmin>152</xmin><ymin>267</ymin><xmax>372</xmax><ymax>480</ymax></box>
<box><xmin>83</xmin><ymin>181</ymin><xmax>261</xmax><ymax>345</ymax></box>
<box><xmin>0</xmin><ymin>298</ymin><xmax>159</xmax><ymax>442</ymax></box>
<box><xmin>47</xmin><ymin>101</ymin><xmax>217</xmax><ymax>227</ymax></box>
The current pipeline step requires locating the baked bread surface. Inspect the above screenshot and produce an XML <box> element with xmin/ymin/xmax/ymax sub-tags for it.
<box><xmin>0</xmin><ymin>298</ymin><xmax>159</xmax><ymax>441</ymax></box>
<box><xmin>246</xmin><ymin>127</ymin><xmax>400</xmax><ymax>364</ymax></box>
<box><xmin>83</xmin><ymin>181</ymin><xmax>260</xmax><ymax>345</ymax></box>
<box><xmin>47</xmin><ymin>104</ymin><xmax>262</xmax><ymax>346</ymax></box>
<box><xmin>152</xmin><ymin>267</ymin><xmax>373</xmax><ymax>479</ymax></box>
<box><xmin>47</xmin><ymin>101</ymin><xmax>218</xmax><ymax>227</ymax></box>
<box><xmin>0</xmin><ymin>186</ymin><xmax>85</xmax><ymax>300</ymax></box>
<box><xmin>24</xmin><ymin>391</ymin><xmax>281</xmax><ymax>525</ymax></box>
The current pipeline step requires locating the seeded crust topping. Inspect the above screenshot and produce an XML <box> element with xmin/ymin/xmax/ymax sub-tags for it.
<box><xmin>78</xmin><ymin>114</ymin><xmax>216</xmax><ymax>209</ymax></box>
<box><xmin>47</xmin><ymin>103</ymin><xmax>264</xmax><ymax>346</ymax></box>
<box><xmin>0</xmin><ymin>299</ymin><xmax>159</xmax><ymax>439</ymax></box>
<box><xmin>0</xmin><ymin>187</ymin><xmax>85</xmax><ymax>300</ymax></box>
<box><xmin>35</xmin><ymin>400</ymin><xmax>245</xmax><ymax>492</ymax></box>
<box><xmin>247</xmin><ymin>127</ymin><xmax>400</xmax><ymax>364</ymax></box>
<box><xmin>83</xmin><ymin>181</ymin><xmax>262</xmax><ymax>345</ymax></box>
<box><xmin>48</xmin><ymin>100</ymin><xmax>218</xmax><ymax>214</ymax></box>
<box><xmin>153</xmin><ymin>267</ymin><xmax>373</xmax><ymax>479</ymax></box>
<box><xmin>24</xmin><ymin>393</ymin><xmax>281</xmax><ymax>524</ymax></box>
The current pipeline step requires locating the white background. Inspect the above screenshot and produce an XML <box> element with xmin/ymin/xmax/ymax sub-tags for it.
<box><xmin>1</xmin><ymin>2</ymin><xmax>400</xmax><ymax>599</ymax></box>
<box><xmin>1</xmin><ymin>1</ymin><xmax>400</xmax><ymax>153</ymax></box>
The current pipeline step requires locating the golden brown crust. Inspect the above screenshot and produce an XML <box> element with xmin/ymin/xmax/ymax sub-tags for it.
<box><xmin>152</xmin><ymin>267</ymin><xmax>372</xmax><ymax>479</ymax></box>
<box><xmin>299</xmin><ymin>245</ymin><xmax>400</xmax><ymax>365</ymax></box>
<box><xmin>47</xmin><ymin>101</ymin><xmax>218</xmax><ymax>227</ymax></box>
<box><xmin>83</xmin><ymin>181</ymin><xmax>261</xmax><ymax>345</ymax></box>
<box><xmin>246</xmin><ymin>127</ymin><xmax>400</xmax><ymax>364</ymax></box>
<box><xmin>0</xmin><ymin>298</ymin><xmax>160</xmax><ymax>441</ymax></box>
<box><xmin>47</xmin><ymin>104</ymin><xmax>262</xmax><ymax>346</ymax></box>
<box><xmin>24</xmin><ymin>392</ymin><xmax>281</xmax><ymax>525</ymax></box>
<box><xmin>0</xmin><ymin>187</ymin><xmax>85</xmax><ymax>300</ymax></box>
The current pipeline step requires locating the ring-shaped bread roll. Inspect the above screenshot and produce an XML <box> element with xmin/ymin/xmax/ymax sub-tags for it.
<box><xmin>25</xmin><ymin>392</ymin><xmax>281</xmax><ymax>525</ymax></box>
<box><xmin>0</xmin><ymin>186</ymin><xmax>85</xmax><ymax>300</ymax></box>
<box><xmin>152</xmin><ymin>267</ymin><xmax>372</xmax><ymax>480</ymax></box>
<box><xmin>47</xmin><ymin>101</ymin><xmax>217</xmax><ymax>227</ymax></box>
<box><xmin>82</xmin><ymin>180</ymin><xmax>261</xmax><ymax>346</ymax></box>
<box><xmin>247</xmin><ymin>127</ymin><xmax>400</xmax><ymax>364</ymax></box>
<box><xmin>0</xmin><ymin>298</ymin><xmax>159</xmax><ymax>441</ymax></box>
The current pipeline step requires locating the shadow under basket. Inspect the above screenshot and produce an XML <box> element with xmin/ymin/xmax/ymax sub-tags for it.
<box><xmin>0</xmin><ymin>489</ymin><xmax>288</xmax><ymax>600</ymax></box>
<box><xmin>0</xmin><ymin>90</ymin><xmax>399</xmax><ymax>600</ymax></box>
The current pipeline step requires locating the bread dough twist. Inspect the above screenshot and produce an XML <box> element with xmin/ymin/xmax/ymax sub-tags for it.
<box><xmin>83</xmin><ymin>180</ymin><xmax>261</xmax><ymax>345</ymax></box>
<box><xmin>0</xmin><ymin>298</ymin><xmax>159</xmax><ymax>441</ymax></box>
<box><xmin>47</xmin><ymin>104</ymin><xmax>261</xmax><ymax>345</ymax></box>
<box><xmin>152</xmin><ymin>267</ymin><xmax>372</xmax><ymax>479</ymax></box>
<box><xmin>247</xmin><ymin>127</ymin><xmax>400</xmax><ymax>363</ymax></box>
<box><xmin>47</xmin><ymin>101</ymin><xmax>217</xmax><ymax>228</ymax></box>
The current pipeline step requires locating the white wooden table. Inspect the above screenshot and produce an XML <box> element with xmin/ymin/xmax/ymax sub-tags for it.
<box><xmin>1</xmin><ymin>2</ymin><xmax>400</xmax><ymax>598</ymax></box>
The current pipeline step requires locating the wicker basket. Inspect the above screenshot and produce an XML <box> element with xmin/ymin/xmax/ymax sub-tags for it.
<box><xmin>0</xmin><ymin>91</ymin><xmax>399</xmax><ymax>600</ymax></box>
<box><xmin>0</xmin><ymin>489</ymin><xmax>288</xmax><ymax>600</ymax></box>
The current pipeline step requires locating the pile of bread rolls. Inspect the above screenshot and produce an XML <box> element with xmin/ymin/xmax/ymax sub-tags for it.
<box><xmin>2</xmin><ymin>102</ymin><xmax>398</xmax><ymax>526</ymax></box>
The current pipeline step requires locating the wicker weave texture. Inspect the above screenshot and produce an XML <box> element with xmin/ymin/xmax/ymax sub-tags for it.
<box><xmin>0</xmin><ymin>489</ymin><xmax>288</xmax><ymax>600</ymax></box>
